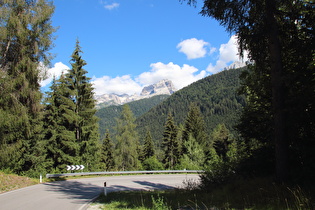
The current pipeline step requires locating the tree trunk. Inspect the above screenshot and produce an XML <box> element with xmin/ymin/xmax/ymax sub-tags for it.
<box><xmin>265</xmin><ymin>0</ymin><xmax>288</xmax><ymax>183</ymax></box>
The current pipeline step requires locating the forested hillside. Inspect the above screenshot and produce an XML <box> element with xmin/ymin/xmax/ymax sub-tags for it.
<box><xmin>136</xmin><ymin>67</ymin><xmax>246</xmax><ymax>145</ymax></box>
<box><xmin>96</xmin><ymin>95</ymin><xmax>170</xmax><ymax>139</ymax></box>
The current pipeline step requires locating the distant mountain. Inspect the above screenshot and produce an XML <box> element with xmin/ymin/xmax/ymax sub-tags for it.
<box><xmin>95</xmin><ymin>94</ymin><xmax>170</xmax><ymax>139</ymax></box>
<box><xmin>95</xmin><ymin>79</ymin><xmax>176</xmax><ymax>108</ymax></box>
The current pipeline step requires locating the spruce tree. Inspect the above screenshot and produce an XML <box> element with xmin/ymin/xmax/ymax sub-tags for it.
<box><xmin>210</xmin><ymin>123</ymin><xmax>231</xmax><ymax>160</ymax></box>
<box><xmin>115</xmin><ymin>104</ymin><xmax>140</xmax><ymax>171</ymax></box>
<box><xmin>44</xmin><ymin>40</ymin><xmax>100</xmax><ymax>172</ymax></box>
<box><xmin>43</xmin><ymin>75</ymin><xmax>78</xmax><ymax>172</ymax></box>
<box><xmin>142</xmin><ymin>130</ymin><xmax>155</xmax><ymax>160</ymax></box>
<box><xmin>65</xmin><ymin>40</ymin><xmax>100</xmax><ymax>171</ymax></box>
<box><xmin>162</xmin><ymin>112</ymin><xmax>180</xmax><ymax>169</ymax></box>
<box><xmin>182</xmin><ymin>103</ymin><xmax>208</xmax><ymax>154</ymax></box>
<box><xmin>0</xmin><ymin>0</ymin><xmax>56</xmax><ymax>176</ymax></box>
<box><xmin>100</xmin><ymin>130</ymin><xmax>115</xmax><ymax>171</ymax></box>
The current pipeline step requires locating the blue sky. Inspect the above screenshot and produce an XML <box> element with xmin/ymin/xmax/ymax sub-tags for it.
<box><xmin>41</xmin><ymin>0</ymin><xmax>247</xmax><ymax>95</ymax></box>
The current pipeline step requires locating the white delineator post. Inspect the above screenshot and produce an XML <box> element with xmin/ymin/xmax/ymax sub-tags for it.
<box><xmin>104</xmin><ymin>182</ymin><xmax>107</xmax><ymax>196</ymax></box>
<box><xmin>40</xmin><ymin>174</ymin><xmax>42</xmax><ymax>183</ymax></box>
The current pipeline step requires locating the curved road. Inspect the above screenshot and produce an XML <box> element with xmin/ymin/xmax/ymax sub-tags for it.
<box><xmin>0</xmin><ymin>174</ymin><xmax>200</xmax><ymax>210</ymax></box>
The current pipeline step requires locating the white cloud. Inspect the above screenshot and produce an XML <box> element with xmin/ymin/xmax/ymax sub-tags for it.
<box><xmin>40</xmin><ymin>62</ymin><xmax>69</xmax><ymax>87</ymax></box>
<box><xmin>206</xmin><ymin>35</ymin><xmax>248</xmax><ymax>74</ymax></box>
<box><xmin>177</xmin><ymin>38</ymin><xmax>210</xmax><ymax>60</ymax></box>
<box><xmin>92</xmin><ymin>75</ymin><xmax>142</xmax><ymax>95</ymax></box>
<box><xmin>209</xmin><ymin>47</ymin><xmax>217</xmax><ymax>55</ymax></box>
<box><xmin>103</xmin><ymin>2</ymin><xmax>120</xmax><ymax>10</ymax></box>
<box><xmin>138</xmin><ymin>62</ymin><xmax>207</xmax><ymax>90</ymax></box>
<box><xmin>91</xmin><ymin>62</ymin><xmax>207</xmax><ymax>96</ymax></box>
<box><xmin>219</xmin><ymin>35</ymin><xmax>239</xmax><ymax>62</ymax></box>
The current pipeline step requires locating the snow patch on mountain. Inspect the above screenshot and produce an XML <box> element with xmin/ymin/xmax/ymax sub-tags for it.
<box><xmin>95</xmin><ymin>79</ymin><xmax>176</xmax><ymax>107</ymax></box>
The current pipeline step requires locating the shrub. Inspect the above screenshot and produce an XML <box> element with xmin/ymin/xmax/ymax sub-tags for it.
<box><xmin>142</xmin><ymin>156</ymin><xmax>164</xmax><ymax>171</ymax></box>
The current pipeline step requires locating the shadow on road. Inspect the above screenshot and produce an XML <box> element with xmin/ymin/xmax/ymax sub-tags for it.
<box><xmin>133</xmin><ymin>181</ymin><xmax>176</xmax><ymax>190</ymax></box>
<box><xmin>106</xmin><ymin>180</ymin><xmax>176</xmax><ymax>193</ymax></box>
<box><xmin>43</xmin><ymin>181</ymin><xmax>102</xmax><ymax>203</ymax></box>
<box><xmin>108</xmin><ymin>184</ymin><xmax>141</xmax><ymax>192</ymax></box>
<box><xmin>42</xmin><ymin>177</ymin><xmax>180</xmax><ymax>204</ymax></box>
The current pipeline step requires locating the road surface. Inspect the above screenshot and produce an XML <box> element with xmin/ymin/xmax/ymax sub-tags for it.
<box><xmin>0</xmin><ymin>174</ymin><xmax>200</xmax><ymax>210</ymax></box>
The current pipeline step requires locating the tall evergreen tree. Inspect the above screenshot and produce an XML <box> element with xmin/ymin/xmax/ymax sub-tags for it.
<box><xmin>182</xmin><ymin>103</ymin><xmax>208</xmax><ymax>154</ymax></box>
<box><xmin>0</xmin><ymin>0</ymin><xmax>56</xmax><ymax>176</ymax></box>
<box><xmin>43</xmin><ymin>40</ymin><xmax>100</xmax><ymax>172</ymax></box>
<box><xmin>162</xmin><ymin>112</ymin><xmax>180</xmax><ymax>169</ymax></box>
<box><xmin>142</xmin><ymin>130</ymin><xmax>155</xmax><ymax>160</ymax></box>
<box><xmin>100</xmin><ymin>130</ymin><xmax>115</xmax><ymax>171</ymax></box>
<box><xmin>43</xmin><ymin>75</ymin><xmax>79</xmax><ymax>172</ymax></box>
<box><xmin>115</xmin><ymin>104</ymin><xmax>140</xmax><ymax>171</ymax></box>
<box><xmin>65</xmin><ymin>40</ymin><xmax>100</xmax><ymax>171</ymax></box>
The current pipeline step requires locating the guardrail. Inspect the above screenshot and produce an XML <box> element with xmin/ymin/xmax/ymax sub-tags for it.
<box><xmin>46</xmin><ymin>170</ymin><xmax>203</xmax><ymax>178</ymax></box>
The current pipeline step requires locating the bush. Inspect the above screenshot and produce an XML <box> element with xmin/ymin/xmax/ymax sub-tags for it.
<box><xmin>175</xmin><ymin>154</ymin><xmax>203</xmax><ymax>170</ymax></box>
<box><xmin>142</xmin><ymin>156</ymin><xmax>164</xmax><ymax>171</ymax></box>
<box><xmin>200</xmin><ymin>161</ymin><xmax>237</xmax><ymax>191</ymax></box>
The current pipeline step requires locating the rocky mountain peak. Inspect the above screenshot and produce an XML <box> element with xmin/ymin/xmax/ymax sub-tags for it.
<box><xmin>95</xmin><ymin>79</ymin><xmax>176</xmax><ymax>108</ymax></box>
<box><xmin>140</xmin><ymin>79</ymin><xmax>176</xmax><ymax>96</ymax></box>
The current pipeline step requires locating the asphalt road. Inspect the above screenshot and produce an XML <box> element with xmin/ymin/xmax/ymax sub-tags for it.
<box><xmin>0</xmin><ymin>174</ymin><xmax>200</xmax><ymax>210</ymax></box>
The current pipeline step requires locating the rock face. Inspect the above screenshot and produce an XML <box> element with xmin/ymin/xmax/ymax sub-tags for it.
<box><xmin>95</xmin><ymin>79</ymin><xmax>176</xmax><ymax>108</ymax></box>
<box><xmin>140</xmin><ymin>79</ymin><xmax>176</xmax><ymax>96</ymax></box>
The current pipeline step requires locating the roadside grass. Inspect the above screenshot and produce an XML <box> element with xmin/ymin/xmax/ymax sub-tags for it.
<box><xmin>0</xmin><ymin>171</ymin><xmax>39</xmax><ymax>193</ymax></box>
<box><xmin>1</xmin><ymin>171</ymin><xmax>313</xmax><ymax>209</ymax></box>
<box><xmin>90</xmin><ymin>177</ymin><xmax>314</xmax><ymax>210</ymax></box>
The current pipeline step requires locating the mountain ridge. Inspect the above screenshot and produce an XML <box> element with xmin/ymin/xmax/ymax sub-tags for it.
<box><xmin>95</xmin><ymin>79</ymin><xmax>176</xmax><ymax>108</ymax></box>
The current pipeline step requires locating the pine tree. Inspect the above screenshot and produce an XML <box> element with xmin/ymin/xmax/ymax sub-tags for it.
<box><xmin>0</xmin><ymin>0</ymin><xmax>56</xmax><ymax>176</ymax></box>
<box><xmin>182</xmin><ymin>103</ymin><xmax>208</xmax><ymax>154</ymax></box>
<box><xmin>142</xmin><ymin>130</ymin><xmax>155</xmax><ymax>160</ymax></box>
<box><xmin>141</xmin><ymin>129</ymin><xmax>164</xmax><ymax>171</ymax></box>
<box><xmin>65</xmin><ymin>40</ymin><xmax>100</xmax><ymax>171</ymax></box>
<box><xmin>210</xmin><ymin>124</ymin><xmax>231</xmax><ymax>160</ymax></box>
<box><xmin>162</xmin><ymin>112</ymin><xmax>180</xmax><ymax>169</ymax></box>
<box><xmin>115</xmin><ymin>104</ymin><xmax>140</xmax><ymax>171</ymax></box>
<box><xmin>100</xmin><ymin>130</ymin><xmax>115</xmax><ymax>171</ymax></box>
<box><xmin>43</xmin><ymin>75</ymin><xmax>78</xmax><ymax>172</ymax></box>
<box><xmin>43</xmin><ymin>40</ymin><xmax>100</xmax><ymax>172</ymax></box>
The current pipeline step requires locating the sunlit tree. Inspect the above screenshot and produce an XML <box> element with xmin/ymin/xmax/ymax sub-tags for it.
<box><xmin>0</xmin><ymin>0</ymin><xmax>56</xmax><ymax>176</ymax></box>
<box><xmin>115</xmin><ymin>104</ymin><xmax>140</xmax><ymax>171</ymax></box>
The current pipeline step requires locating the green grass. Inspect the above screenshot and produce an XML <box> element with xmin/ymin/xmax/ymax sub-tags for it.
<box><xmin>0</xmin><ymin>171</ymin><xmax>39</xmax><ymax>193</ymax></box>
<box><xmin>90</xmin><ymin>177</ymin><xmax>314</xmax><ymax>210</ymax></box>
